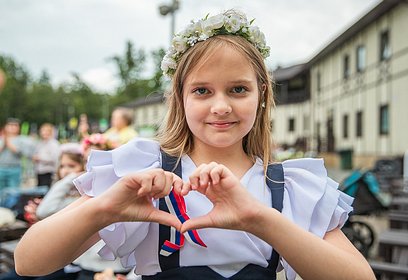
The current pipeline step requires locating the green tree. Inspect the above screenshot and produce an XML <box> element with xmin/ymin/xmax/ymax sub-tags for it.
<box><xmin>67</xmin><ymin>73</ymin><xmax>106</xmax><ymax>121</ymax></box>
<box><xmin>110</xmin><ymin>41</ymin><xmax>146</xmax><ymax>91</ymax></box>
<box><xmin>0</xmin><ymin>54</ymin><xmax>30</xmax><ymax>125</ymax></box>
<box><xmin>25</xmin><ymin>69</ymin><xmax>57</xmax><ymax>125</ymax></box>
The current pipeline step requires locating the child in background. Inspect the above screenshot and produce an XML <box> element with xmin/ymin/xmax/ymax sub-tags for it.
<box><xmin>15</xmin><ymin>10</ymin><xmax>375</xmax><ymax>280</ymax></box>
<box><xmin>32</xmin><ymin>123</ymin><xmax>60</xmax><ymax>188</ymax></box>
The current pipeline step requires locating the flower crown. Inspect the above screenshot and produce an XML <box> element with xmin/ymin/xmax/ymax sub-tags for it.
<box><xmin>161</xmin><ymin>10</ymin><xmax>270</xmax><ymax>78</ymax></box>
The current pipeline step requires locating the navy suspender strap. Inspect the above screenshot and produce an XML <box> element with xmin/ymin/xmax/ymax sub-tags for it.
<box><xmin>158</xmin><ymin>151</ymin><xmax>182</xmax><ymax>272</ymax></box>
<box><xmin>266</xmin><ymin>163</ymin><xmax>284</xmax><ymax>272</ymax></box>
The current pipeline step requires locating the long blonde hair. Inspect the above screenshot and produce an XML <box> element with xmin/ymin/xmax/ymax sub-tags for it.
<box><xmin>156</xmin><ymin>35</ymin><xmax>275</xmax><ymax>168</ymax></box>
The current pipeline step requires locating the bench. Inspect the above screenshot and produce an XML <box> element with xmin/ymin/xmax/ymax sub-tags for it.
<box><xmin>390</xmin><ymin>197</ymin><xmax>408</xmax><ymax>211</ymax></box>
<box><xmin>0</xmin><ymin>239</ymin><xmax>19</xmax><ymax>274</ymax></box>
<box><xmin>378</xmin><ymin>229</ymin><xmax>408</xmax><ymax>264</ymax></box>
<box><xmin>0</xmin><ymin>220</ymin><xmax>28</xmax><ymax>242</ymax></box>
<box><xmin>389</xmin><ymin>210</ymin><xmax>408</xmax><ymax>229</ymax></box>
<box><xmin>370</xmin><ymin>260</ymin><xmax>408</xmax><ymax>278</ymax></box>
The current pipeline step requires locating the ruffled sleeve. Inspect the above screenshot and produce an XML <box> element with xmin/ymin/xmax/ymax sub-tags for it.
<box><xmin>280</xmin><ymin>158</ymin><xmax>353</xmax><ymax>280</ymax></box>
<box><xmin>73</xmin><ymin>138</ymin><xmax>161</xmax><ymax>268</ymax></box>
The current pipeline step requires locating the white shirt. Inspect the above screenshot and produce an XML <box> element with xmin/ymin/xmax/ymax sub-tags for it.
<box><xmin>74</xmin><ymin>138</ymin><xmax>353</xmax><ymax>280</ymax></box>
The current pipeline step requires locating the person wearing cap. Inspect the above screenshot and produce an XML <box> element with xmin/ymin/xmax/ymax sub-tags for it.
<box><xmin>0</xmin><ymin>118</ymin><xmax>31</xmax><ymax>189</ymax></box>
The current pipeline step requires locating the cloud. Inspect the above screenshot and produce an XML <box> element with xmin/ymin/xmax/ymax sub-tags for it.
<box><xmin>81</xmin><ymin>67</ymin><xmax>119</xmax><ymax>93</ymax></box>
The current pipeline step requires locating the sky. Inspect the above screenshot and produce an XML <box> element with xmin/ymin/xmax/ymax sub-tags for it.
<box><xmin>0</xmin><ymin>0</ymin><xmax>381</xmax><ymax>92</ymax></box>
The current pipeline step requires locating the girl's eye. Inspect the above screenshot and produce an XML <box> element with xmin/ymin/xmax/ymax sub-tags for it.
<box><xmin>193</xmin><ymin>88</ymin><xmax>209</xmax><ymax>95</ymax></box>
<box><xmin>231</xmin><ymin>86</ymin><xmax>246</xmax><ymax>94</ymax></box>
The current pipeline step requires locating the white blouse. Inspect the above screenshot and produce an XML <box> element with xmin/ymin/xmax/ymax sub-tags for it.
<box><xmin>74</xmin><ymin>138</ymin><xmax>353</xmax><ymax>280</ymax></box>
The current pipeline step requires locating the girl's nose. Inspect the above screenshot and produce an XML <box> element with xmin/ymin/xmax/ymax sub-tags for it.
<box><xmin>210</xmin><ymin>94</ymin><xmax>232</xmax><ymax>115</ymax></box>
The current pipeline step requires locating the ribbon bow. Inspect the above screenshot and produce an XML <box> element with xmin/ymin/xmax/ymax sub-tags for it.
<box><xmin>160</xmin><ymin>190</ymin><xmax>207</xmax><ymax>256</ymax></box>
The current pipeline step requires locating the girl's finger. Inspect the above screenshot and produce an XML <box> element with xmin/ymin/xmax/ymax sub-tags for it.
<box><xmin>181</xmin><ymin>181</ymin><xmax>193</xmax><ymax>196</ymax></box>
<box><xmin>171</xmin><ymin>173</ymin><xmax>184</xmax><ymax>195</ymax></box>
<box><xmin>189</xmin><ymin>168</ymin><xmax>201</xmax><ymax>190</ymax></box>
<box><xmin>153</xmin><ymin>171</ymin><xmax>175</xmax><ymax>199</ymax></box>
<box><xmin>209</xmin><ymin>165</ymin><xmax>224</xmax><ymax>185</ymax></box>
<box><xmin>180</xmin><ymin>214</ymin><xmax>214</xmax><ymax>233</ymax></box>
<box><xmin>136</xmin><ymin>174</ymin><xmax>154</xmax><ymax>196</ymax></box>
<box><xmin>149</xmin><ymin>170</ymin><xmax>168</xmax><ymax>199</ymax></box>
<box><xmin>149</xmin><ymin>208</ymin><xmax>182</xmax><ymax>231</ymax></box>
<box><xmin>199</xmin><ymin>162</ymin><xmax>218</xmax><ymax>187</ymax></box>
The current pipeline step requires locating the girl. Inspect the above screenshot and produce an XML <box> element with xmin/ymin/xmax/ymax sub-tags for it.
<box><xmin>24</xmin><ymin>150</ymin><xmax>84</xmax><ymax>225</ymax></box>
<box><xmin>32</xmin><ymin>123</ymin><xmax>60</xmax><ymax>188</ymax></box>
<box><xmin>14</xmin><ymin>10</ymin><xmax>375</xmax><ymax>280</ymax></box>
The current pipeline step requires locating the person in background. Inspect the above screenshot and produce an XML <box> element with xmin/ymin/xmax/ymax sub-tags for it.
<box><xmin>0</xmin><ymin>118</ymin><xmax>31</xmax><ymax>190</ymax></box>
<box><xmin>77</xmin><ymin>114</ymin><xmax>90</xmax><ymax>141</ymax></box>
<box><xmin>103</xmin><ymin>108</ymin><xmax>137</xmax><ymax>149</ymax></box>
<box><xmin>32</xmin><ymin>123</ymin><xmax>60</xmax><ymax>188</ymax></box>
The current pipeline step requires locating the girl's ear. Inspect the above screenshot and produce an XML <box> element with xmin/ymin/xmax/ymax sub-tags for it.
<box><xmin>261</xmin><ymin>84</ymin><xmax>267</xmax><ymax>95</ymax></box>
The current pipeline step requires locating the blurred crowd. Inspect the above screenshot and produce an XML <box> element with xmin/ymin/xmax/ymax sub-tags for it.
<box><xmin>0</xmin><ymin>108</ymin><xmax>139</xmax><ymax>280</ymax></box>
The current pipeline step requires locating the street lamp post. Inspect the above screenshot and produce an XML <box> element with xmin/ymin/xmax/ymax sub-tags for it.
<box><xmin>159</xmin><ymin>0</ymin><xmax>180</xmax><ymax>44</ymax></box>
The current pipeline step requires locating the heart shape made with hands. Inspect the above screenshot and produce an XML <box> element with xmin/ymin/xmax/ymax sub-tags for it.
<box><xmin>114</xmin><ymin>165</ymin><xmax>256</xmax><ymax>255</ymax></box>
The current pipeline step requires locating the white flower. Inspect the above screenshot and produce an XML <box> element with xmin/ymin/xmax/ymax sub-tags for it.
<box><xmin>172</xmin><ymin>35</ymin><xmax>188</xmax><ymax>53</ymax></box>
<box><xmin>248</xmin><ymin>25</ymin><xmax>264</xmax><ymax>45</ymax></box>
<box><xmin>191</xmin><ymin>21</ymin><xmax>204</xmax><ymax>36</ymax></box>
<box><xmin>202</xmin><ymin>14</ymin><xmax>225</xmax><ymax>34</ymax></box>
<box><xmin>225</xmin><ymin>14</ymin><xmax>243</xmax><ymax>33</ymax></box>
<box><xmin>161</xmin><ymin>54</ymin><xmax>177</xmax><ymax>75</ymax></box>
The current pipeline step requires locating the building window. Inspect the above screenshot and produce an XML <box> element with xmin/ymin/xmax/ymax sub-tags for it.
<box><xmin>343</xmin><ymin>114</ymin><xmax>349</xmax><ymax>139</ymax></box>
<box><xmin>317</xmin><ymin>71</ymin><xmax>321</xmax><ymax>93</ymax></box>
<box><xmin>288</xmin><ymin>118</ymin><xmax>295</xmax><ymax>132</ymax></box>
<box><xmin>356</xmin><ymin>45</ymin><xmax>366</xmax><ymax>72</ymax></box>
<box><xmin>379</xmin><ymin>104</ymin><xmax>389</xmax><ymax>135</ymax></box>
<box><xmin>380</xmin><ymin>30</ymin><xmax>390</xmax><ymax>61</ymax></box>
<box><xmin>343</xmin><ymin>54</ymin><xmax>350</xmax><ymax>79</ymax></box>
<box><xmin>356</xmin><ymin>111</ymin><xmax>363</xmax><ymax>137</ymax></box>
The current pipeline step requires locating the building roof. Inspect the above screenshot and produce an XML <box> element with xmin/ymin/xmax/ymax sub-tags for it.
<box><xmin>122</xmin><ymin>92</ymin><xmax>165</xmax><ymax>108</ymax></box>
<box><xmin>272</xmin><ymin>63</ymin><xmax>308</xmax><ymax>81</ymax></box>
<box><xmin>309</xmin><ymin>0</ymin><xmax>402</xmax><ymax>64</ymax></box>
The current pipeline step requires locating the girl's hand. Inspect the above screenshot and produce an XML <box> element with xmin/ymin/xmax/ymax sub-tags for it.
<box><xmin>177</xmin><ymin>162</ymin><xmax>265</xmax><ymax>233</ymax></box>
<box><xmin>96</xmin><ymin>168</ymin><xmax>183</xmax><ymax>230</ymax></box>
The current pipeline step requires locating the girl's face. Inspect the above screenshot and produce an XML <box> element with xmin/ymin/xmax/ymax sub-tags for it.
<box><xmin>59</xmin><ymin>154</ymin><xmax>83</xmax><ymax>179</ymax></box>
<box><xmin>183</xmin><ymin>45</ymin><xmax>259</xmax><ymax>151</ymax></box>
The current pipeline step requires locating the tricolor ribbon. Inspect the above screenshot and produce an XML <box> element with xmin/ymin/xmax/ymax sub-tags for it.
<box><xmin>160</xmin><ymin>190</ymin><xmax>207</xmax><ymax>257</ymax></box>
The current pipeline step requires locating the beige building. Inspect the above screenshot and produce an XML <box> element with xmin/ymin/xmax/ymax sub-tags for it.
<box><xmin>274</xmin><ymin>0</ymin><xmax>408</xmax><ymax>169</ymax></box>
<box><xmin>124</xmin><ymin>92</ymin><xmax>166</xmax><ymax>138</ymax></box>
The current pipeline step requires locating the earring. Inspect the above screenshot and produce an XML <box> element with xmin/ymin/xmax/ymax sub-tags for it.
<box><xmin>261</xmin><ymin>102</ymin><xmax>266</xmax><ymax>108</ymax></box>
